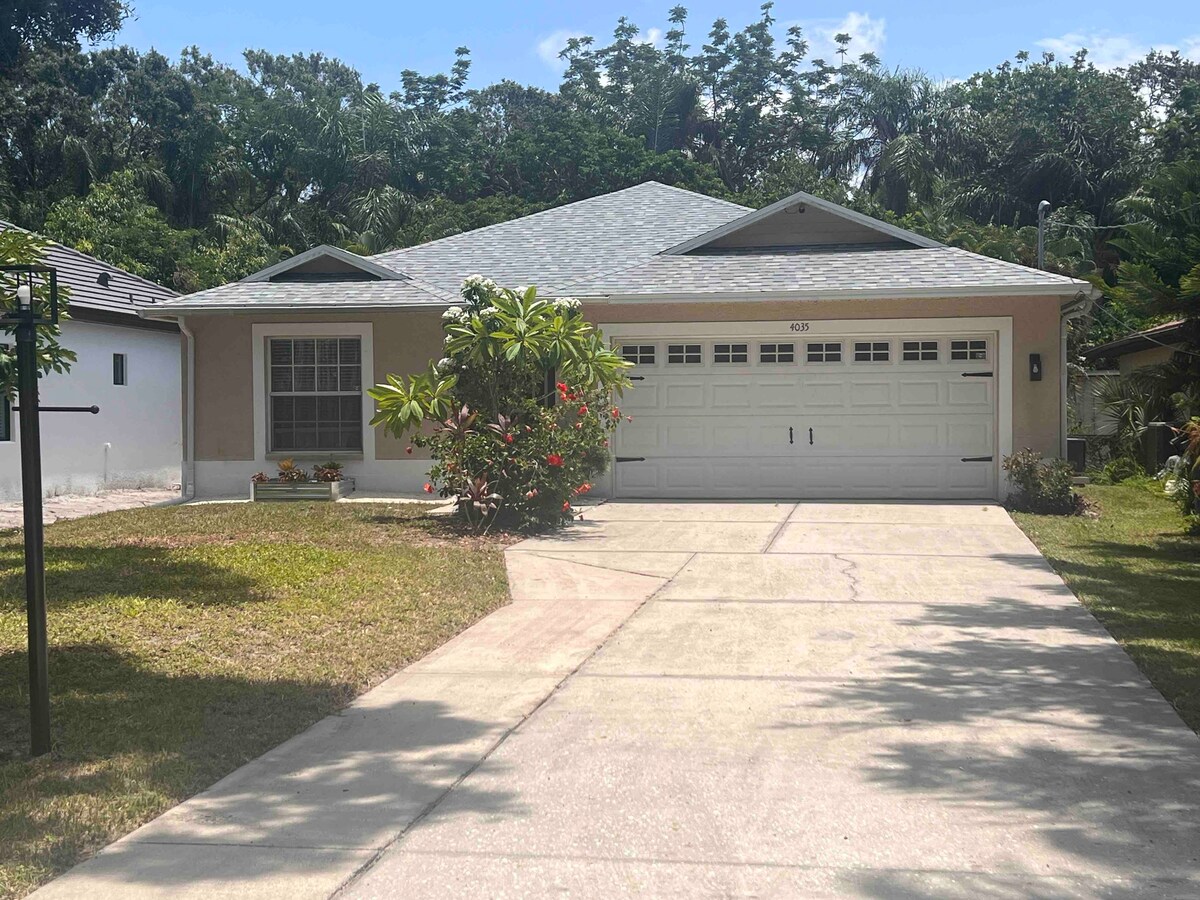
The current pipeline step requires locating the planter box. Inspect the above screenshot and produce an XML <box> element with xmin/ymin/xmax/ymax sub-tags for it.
<box><xmin>251</xmin><ymin>478</ymin><xmax>355</xmax><ymax>502</ymax></box>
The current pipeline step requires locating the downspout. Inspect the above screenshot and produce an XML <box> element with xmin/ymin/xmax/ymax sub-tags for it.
<box><xmin>179</xmin><ymin>317</ymin><xmax>196</xmax><ymax>500</ymax></box>
<box><xmin>1060</xmin><ymin>292</ymin><xmax>1093</xmax><ymax>459</ymax></box>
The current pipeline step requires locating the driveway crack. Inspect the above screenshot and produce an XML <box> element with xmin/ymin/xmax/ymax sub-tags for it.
<box><xmin>834</xmin><ymin>553</ymin><xmax>862</xmax><ymax>602</ymax></box>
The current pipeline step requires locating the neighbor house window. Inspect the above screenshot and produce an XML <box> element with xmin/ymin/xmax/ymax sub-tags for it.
<box><xmin>951</xmin><ymin>339</ymin><xmax>988</xmax><ymax>361</ymax></box>
<box><xmin>853</xmin><ymin>341</ymin><xmax>889</xmax><ymax>362</ymax></box>
<box><xmin>667</xmin><ymin>343</ymin><xmax>702</xmax><ymax>364</ymax></box>
<box><xmin>713</xmin><ymin>343</ymin><xmax>748</xmax><ymax>364</ymax></box>
<box><xmin>807</xmin><ymin>342</ymin><xmax>842</xmax><ymax>363</ymax></box>
<box><xmin>112</xmin><ymin>353</ymin><xmax>127</xmax><ymax>385</ymax></box>
<box><xmin>759</xmin><ymin>343</ymin><xmax>794</xmax><ymax>364</ymax></box>
<box><xmin>902</xmin><ymin>340</ymin><xmax>939</xmax><ymax>361</ymax></box>
<box><xmin>621</xmin><ymin>344</ymin><xmax>655</xmax><ymax>365</ymax></box>
<box><xmin>268</xmin><ymin>337</ymin><xmax>363</xmax><ymax>452</ymax></box>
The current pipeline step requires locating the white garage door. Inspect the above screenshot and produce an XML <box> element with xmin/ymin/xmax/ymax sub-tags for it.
<box><xmin>611</xmin><ymin>327</ymin><xmax>999</xmax><ymax>499</ymax></box>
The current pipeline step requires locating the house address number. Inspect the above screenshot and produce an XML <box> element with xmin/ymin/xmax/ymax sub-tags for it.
<box><xmin>789</xmin><ymin>322</ymin><xmax>811</xmax><ymax>332</ymax></box>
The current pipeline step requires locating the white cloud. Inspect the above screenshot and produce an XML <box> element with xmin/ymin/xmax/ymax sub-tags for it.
<box><xmin>799</xmin><ymin>12</ymin><xmax>887</xmax><ymax>64</ymax></box>
<box><xmin>637</xmin><ymin>28</ymin><xmax>663</xmax><ymax>47</ymax></box>
<box><xmin>1036</xmin><ymin>31</ymin><xmax>1200</xmax><ymax>70</ymax></box>
<box><xmin>536</xmin><ymin>30</ymin><xmax>585</xmax><ymax>70</ymax></box>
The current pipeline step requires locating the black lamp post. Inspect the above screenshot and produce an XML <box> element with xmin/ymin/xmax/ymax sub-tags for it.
<box><xmin>2</xmin><ymin>265</ymin><xmax>59</xmax><ymax>757</ymax></box>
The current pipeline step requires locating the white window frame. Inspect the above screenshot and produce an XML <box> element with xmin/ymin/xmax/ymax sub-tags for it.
<box><xmin>951</xmin><ymin>338</ymin><xmax>989</xmax><ymax>361</ymax></box>
<box><xmin>852</xmin><ymin>340</ymin><xmax>890</xmax><ymax>363</ymax></box>
<box><xmin>252</xmin><ymin>322</ymin><xmax>374</xmax><ymax>461</ymax></box>
<box><xmin>666</xmin><ymin>343</ymin><xmax>703</xmax><ymax>364</ymax></box>
<box><xmin>758</xmin><ymin>342</ymin><xmax>795</xmax><ymax>364</ymax></box>
<box><xmin>902</xmin><ymin>339</ymin><xmax>940</xmax><ymax>362</ymax></box>
<box><xmin>713</xmin><ymin>342</ymin><xmax>749</xmax><ymax>364</ymax></box>
<box><xmin>621</xmin><ymin>344</ymin><xmax>656</xmax><ymax>366</ymax></box>
<box><xmin>806</xmin><ymin>341</ymin><xmax>843</xmax><ymax>363</ymax></box>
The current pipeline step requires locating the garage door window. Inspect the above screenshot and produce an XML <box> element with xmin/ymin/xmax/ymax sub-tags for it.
<box><xmin>853</xmin><ymin>341</ymin><xmax>889</xmax><ymax>362</ymax></box>
<box><xmin>902</xmin><ymin>340</ymin><xmax>939</xmax><ymax>361</ymax></box>
<box><xmin>667</xmin><ymin>344</ymin><xmax>703</xmax><ymax>364</ymax></box>
<box><xmin>759</xmin><ymin>343</ymin><xmax>795</xmax><ymax>364</ymax></box>
<box><xmin>807</xmin><ymin>342</ymin><xmax>842</xmax><ymax>363</ymax></box>
<box><xmin>622</xmin><ymin>345</ymin><xmax>655</xmax><ymax>365</ymax></box>
<box><xmin>951</xmin><ymin>339</ymin><xmax>988</xmax><ymax>361</ymax></box>
<box><xmin>713</xmin><ymin>343</ymin><xmax>748</xmax><ymax>364</ymax></box>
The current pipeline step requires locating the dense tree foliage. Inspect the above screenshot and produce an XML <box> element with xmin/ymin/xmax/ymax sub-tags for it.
<box><xmin>0</xmin><ymin>3</ymin><xmax>1197</xmax><ymax>353</ymax></box>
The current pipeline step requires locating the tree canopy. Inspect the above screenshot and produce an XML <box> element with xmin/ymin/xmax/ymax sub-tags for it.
<box><xmin>0</xmin><ymin>3</ymin><xmax>1197</xmax><ymax>350</ymax></box>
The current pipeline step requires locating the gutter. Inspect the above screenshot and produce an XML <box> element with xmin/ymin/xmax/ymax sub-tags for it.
<box><xmin>1060</xmin><ymin>292</ymin><xmax>1095</xmax><ymax>459</ymax></box>
<box><xmin>579</xmin><ymin>282</ymin><xmax>1101</xmax><ymax>304</ymax></box>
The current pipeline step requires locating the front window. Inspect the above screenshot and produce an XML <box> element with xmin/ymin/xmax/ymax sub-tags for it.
<box><xmin>268</xmin><ymin>337</ymin><xmax>363</xmax><ymax>452</ymax></box>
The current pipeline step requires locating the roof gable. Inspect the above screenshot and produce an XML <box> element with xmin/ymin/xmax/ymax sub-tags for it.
<box><xmin>244</xmin><ymin>244</ymin><xmax>406</xmax><ymax>283</ymax></box>
<box><xmin>664</xmin><ymin>189</ymin><xmax>942</xmax><ymax>255</ymax></box>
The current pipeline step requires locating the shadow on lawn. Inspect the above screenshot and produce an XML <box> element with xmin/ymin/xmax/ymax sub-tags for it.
<box><xmin>1</xmin><ymin>642</ymin><xmax>517</xmax><ymax>892</ymax></box>
<box><xmin>0</xmin><ymin>543</ymin><xmax>264</xmax><ymax>607</ymax></box>
<box><xmin>778</xmin><ymin>562</ymin><xmax>1200</xmax><ymax>898</ymax></box>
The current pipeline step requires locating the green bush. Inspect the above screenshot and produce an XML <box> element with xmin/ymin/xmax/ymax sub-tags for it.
<box><xmin>1093</xmin><ymin>456</ymin><xmax>1144</xmax><ymax>485</ymax></box>
<box><xmin>1002</xmin><ymin>449</ymin><xmax>1082</xmax><ymax>514</ymax></box>
<box><xmin>369</xmin><ymin>277</ymin><xmax>631</xmax><ymax>531</ymax></box>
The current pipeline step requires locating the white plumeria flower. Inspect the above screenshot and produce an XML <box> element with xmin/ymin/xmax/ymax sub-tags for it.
<box><xmin>554</xmin><ymin>297</ymin><xmax>582</xmax><ymax>311</ymax></box>
<box><xmin>435</xmin><ymin>357</ymin><xmax>455</xmax><ymax>372</ymax></box>
<box><xmin>441</xmin><ymin>305</ymin><xmax>465</xmax><ymax>320</ymax></box>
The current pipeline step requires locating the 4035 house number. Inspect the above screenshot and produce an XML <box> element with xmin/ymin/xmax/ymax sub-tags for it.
<box><xmin>788</xmin><ymin>322</ymin><xmax>811</xmax><ymax>332</ymax></box>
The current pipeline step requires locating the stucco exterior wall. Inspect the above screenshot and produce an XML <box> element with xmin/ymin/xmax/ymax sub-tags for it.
<box><xmin>1118</xmin><ymin>344</ymin><xmax>1179</xmax><ymax>377</ymax></box>
<box><xmin>183</xmin><ymin>294</ymin><xmax>1065</xmax><ymax>496</ymax></box>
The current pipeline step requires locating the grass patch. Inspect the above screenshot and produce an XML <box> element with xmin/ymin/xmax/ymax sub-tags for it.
<box><xmin>0</xmin><ymin>501</ymin><xmax>513</xmax><ymax>898</ymax></box>
<box><xmin>1012</xmin><ymin>483</ymin><xmax>1200</xmax><ymax>731</ymax></box>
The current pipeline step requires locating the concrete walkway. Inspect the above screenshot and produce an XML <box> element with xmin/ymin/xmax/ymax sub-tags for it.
<box><xmin>0</xmin><ymin>488</ymin><xmax>180</xmax><ymax>529</ymax></box>
<box><xmin>35</xmin><ymin>502</ymin><xmax>1200</xmax><ymax>898</ymax></box>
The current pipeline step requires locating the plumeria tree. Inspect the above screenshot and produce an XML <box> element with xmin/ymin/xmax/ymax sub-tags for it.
<box><xmin>369</xmin><ymin>276</ymin><xmax>632</xmax><ymax>530</ymax></box>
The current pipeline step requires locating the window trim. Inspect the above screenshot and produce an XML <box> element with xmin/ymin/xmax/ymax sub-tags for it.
<box><xmin>758</xmin><ymin>342</ymin><xmax>795</xmax><ymax>365</ymax></box>
<box><xmin>267</xmin><ymin>336</ymin><xmax>364</xmax><ymax>455</ymax></box>
<box><xmin>901</xmin><ymin>339</ymin><xmax>940</xmax><ymax>362</ymax></box>
<box><xmin>252</xmin><ymin>322</ymin><xmax>374</xmax><ymax>462</ymax></box>
<box><xmin>713</xmin><ymin>342</ymin><xmax>749</xmax><ymax>364</ymax></box>
<box><xmin>621</xmin><ymin>344</ymin><xmax>656</xmax><ymax>366</ymax></box>
<box><xmin>666</xmin><ymin>343</ymin><xmax>703</xmax><ymax>365</ymax></box>
<box><xmin>806</xmin><ymin>341</ymin><xmax>843</xmax><ymax>363</ymax></box>
<box><xmin>852</xmin><ymin>341</ymin><xmax>890</xmax><ymax>363</ymax></box>
<box><xmin>951</xmin><ymin>338</ymin><xmax>989</xmax><ymax>362</ymax></box>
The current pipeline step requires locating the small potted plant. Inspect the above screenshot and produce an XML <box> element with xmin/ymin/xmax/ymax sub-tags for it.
<box><xmin>250</xmin><ymin>458</ymin><xmax>355</xmax><ymax>501</ymax></box>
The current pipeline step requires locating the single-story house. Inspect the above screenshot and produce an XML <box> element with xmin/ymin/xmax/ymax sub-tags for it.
<box><xmin>1</xmin><ymin>222</ymin><xmax>183</xmax><ymax>500</ymax></box>
<box><xmin>1082</xmin><ymin>319</ymin><xmax>1196</xmax><ymax>376</ymax></box>
<box><xmin>144</xmin><ymin>182</ymin><xmax>1100</xmax><ymax>501</ymax></box>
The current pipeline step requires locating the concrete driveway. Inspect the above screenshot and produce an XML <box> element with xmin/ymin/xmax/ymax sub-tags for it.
<box><xmin>36</xmin><ymin>501</ymin><xmax>1200</xmax><ymax>899</ymax></box>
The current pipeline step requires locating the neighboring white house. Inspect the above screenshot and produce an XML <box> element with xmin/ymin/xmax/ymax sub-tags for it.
<box><xmin>1</xmin><ymin>223</ymin><xmax>183</xmax><ymax>500</ymax></box>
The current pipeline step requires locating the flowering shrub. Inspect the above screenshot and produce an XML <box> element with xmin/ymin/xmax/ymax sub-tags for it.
<box><xmin>370</xmin><ymin>278</ymin><xmax>631</xmax><ymax>530</ymax></box>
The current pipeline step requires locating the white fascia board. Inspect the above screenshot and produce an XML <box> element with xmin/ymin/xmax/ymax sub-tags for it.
<box><xmin>578</xmin><ymin>283</ymin><xmax>1095</xmax><ymax>304</ymax></box>
<box><xmin>662</xmin><ymin>189</ymin><xmax>944</xmax><ymax>255</ymax></box>
<box><xmin>241</xmin><ymin>244</ymin><xmax>406</xmax><ymax>283</ymax></box>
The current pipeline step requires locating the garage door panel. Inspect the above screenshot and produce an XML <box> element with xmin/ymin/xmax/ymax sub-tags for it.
<box><xmin>612</xmin><ymin>328</ymin><xmax>999</xmax><ymax>500</ymax></box>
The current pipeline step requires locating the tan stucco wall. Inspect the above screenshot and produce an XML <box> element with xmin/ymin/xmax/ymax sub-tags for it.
<box><xmin>187</xmin><ymin>294</ymin><xmax>1066</xmax><ymax>463</ymax></box>
<box><xmin>1118</xmin><ymin>344</ymin><xmax>1179</xmax><ymax>377</ymax></box>
<box><xmin>189</xmin><ymin>310</ymin><xmax>442</xmax><ymax>462</ymax></box>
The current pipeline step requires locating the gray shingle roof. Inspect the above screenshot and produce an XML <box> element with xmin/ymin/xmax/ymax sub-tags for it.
<box><xmin>371</xmin><ymin>182</ymin><xmax>750</xmax><ymax>295</ymax></box>
<box><xmin>561</xmin><ymin>246</ymin><xmax>1094</xmax><ymax>299</ymax></box>
<box><xmin>1</xmin><ymin>220</ymin><xmax>177</xmax><ymax>316</ymax></box>
<box><xmin>154</xmin><ymin>278</ymin><xmax>450</xmax><ymax>312</ymax></box>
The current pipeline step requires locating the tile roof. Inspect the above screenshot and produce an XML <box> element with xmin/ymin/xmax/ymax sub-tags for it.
<box><xmin>371</xmin><ymin>182</ymin><xmax>751</xmax><ymax>295</ymax></box>
<box><xmin>560</xmin><ymin>246</ymin><xmax>1094</xmax><ymax>299</ymax></box>
<box><xmin>1</xmin><ymin>220</ymin><xmax>177</xmax><ymax>316</ymax></box>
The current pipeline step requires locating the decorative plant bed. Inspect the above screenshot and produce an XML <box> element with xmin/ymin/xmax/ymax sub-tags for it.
<box><xmin>251</xmin><ymin>459</ymin><xmax>353</xmax><ymax>502</ymax></box>
<box><xmin>251</xmin><ymin>478</ymin><xmax>355</xmax><ymax>502</ymax></box>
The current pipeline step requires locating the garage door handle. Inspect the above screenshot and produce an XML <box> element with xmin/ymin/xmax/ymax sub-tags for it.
<box><xmin>789</xmin><ymin>427</ymin><xmax>794</xmax><ymax>445</ymax></box>
<box><xmin>961</xmin><ymin>456</ymin><xmax>994</xmax><ymax>462</ymax></box>
<box><xmin>615</xmin><ymin>456</ymin><xmax>645</xmax><ymax>463</ymax></box>
<box><xmin>961</xmin><ymin>371</ymin><xmax>993</xmax><ymax>377</ymax></box>
<box><xmin>628</xmin><ymin>375</ymin><xmax>646</xmax><ymax>382</ymax></box>
<box><xmin>809</xmin><ymin>427</ymin><xmax>814</xmax><ymax>446</ymax></box>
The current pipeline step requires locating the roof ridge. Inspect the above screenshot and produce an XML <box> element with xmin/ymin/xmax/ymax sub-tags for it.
<box><xmin>372</xmin><ymin>181</ymin><xmax>748</xmax><ymax>269</ymax></box>
<box><xmin>0</xmin><ymin>219</ymin><xmax>178</xmax><ymax>299</ymax></box>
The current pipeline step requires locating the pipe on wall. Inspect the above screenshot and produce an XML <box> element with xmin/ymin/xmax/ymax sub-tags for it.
<box><xmin>179</xmin><ymin>317</ymin><xmax>196</xmax><ymax>500</ymax></box>
<box><xmin>1060</xmin><ymin>293</ymin><xmax>1093</xmax><ymax>459</ymax></box>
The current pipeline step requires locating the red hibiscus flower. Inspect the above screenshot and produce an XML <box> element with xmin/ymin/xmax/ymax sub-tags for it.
<box><xmin>578</xmin><ymin>404</ymin><xmax>588</xmax><ymax>415</ymax></box>
<box><xmin>556</xmin><ymin>382</ymin><xmax>568</xmax><ymax>393</ymax></box>
<box><xmin>504</xmin><ymin>433</ymin><xmax>514</xmax><ymax>444</ymax></box>
<box><xmin>405</xmin><ymin>446</ymin><xmax>414</xmax><ymax>455</ymax></box>
<box><xmin>546</xmin><ymin>453</ymin><xmax>563</xmax><ymax>467</ymax></box>
<box><xmin>423</xmin><ymin>482</ymin><xmax>434</xmax><ymax>494</ymax></box>
<box><xmin>525</xmin><ymin>488</ymin><xmax>539</xmax><ymax>499</ymax></box>
<box><xmin>562</xmin><ymin>500</ymin><xmax>571</xmax><ymax>511</ymax></box>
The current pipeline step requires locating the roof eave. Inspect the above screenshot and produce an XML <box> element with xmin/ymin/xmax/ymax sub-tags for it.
<box><xmin>140</xmin><ymin>301</ymin><xmax>452</xmax><ymax>316</ymax></box>
<box><xmin>576</xmin><ymin>282</ymin><xmax>1097</xmax><ymax>304</ymax></box>
<box><xmin>241</xmin><ymin>244</ymin><xmax>407</xmax><ymax>283</ymax></box>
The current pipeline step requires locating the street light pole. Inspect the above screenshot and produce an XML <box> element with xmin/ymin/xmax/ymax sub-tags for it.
<box><xmin>1037</xmin><ymin>200</ymin><xmax>1051</xmax><ymax>270</ymax></box>
<box><xmin>14</xmin><ymin>282</ymin><xmax>51</xmax><ymax>756</ymax></box>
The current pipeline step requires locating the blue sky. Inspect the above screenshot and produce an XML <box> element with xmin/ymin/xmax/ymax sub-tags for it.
<box><xmin>114</xmin><ymin>1</ymin><xmax>1199</xmax><ymax>90</ymax></box>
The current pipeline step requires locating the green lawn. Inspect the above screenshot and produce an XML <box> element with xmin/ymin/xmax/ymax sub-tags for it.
<box><xmin>1013</xmin><ymin>483</ymin><xmax>1200</xmax><ymax>731</ymax></box>
<box><xmin>0</xmin><ymin>502</ymin><xmax>512</xmax><ymax>899</ymax></box>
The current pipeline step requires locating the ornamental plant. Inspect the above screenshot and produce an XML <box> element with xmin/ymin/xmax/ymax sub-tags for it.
<box><xmin>369</xmin><ymin>277</ymin><xmax>632</xmax><ymax>530</ymax></box>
